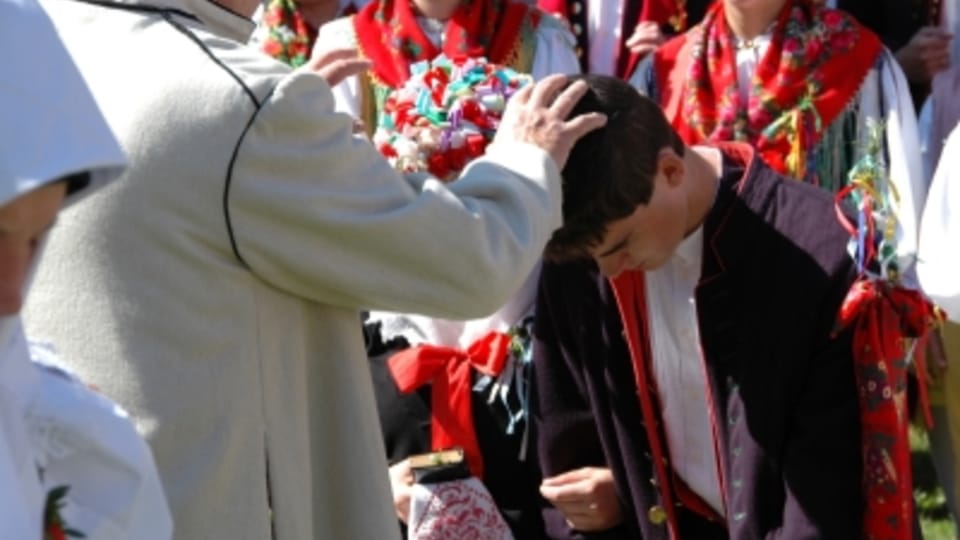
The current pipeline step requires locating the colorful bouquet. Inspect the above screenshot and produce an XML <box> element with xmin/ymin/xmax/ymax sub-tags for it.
<box><xmin>373</xmin><ymin>55</ymin><xmax>533</xmax><ymax>181</ymax></box>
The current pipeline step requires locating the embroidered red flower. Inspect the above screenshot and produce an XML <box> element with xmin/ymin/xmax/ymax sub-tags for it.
<box><xmin>44</xmin><ymin>486</ymin><xmax>84</xmax><ymax>540</ymax></box>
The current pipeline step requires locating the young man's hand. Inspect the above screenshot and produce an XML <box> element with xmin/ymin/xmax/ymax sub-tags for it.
<box><xmin>540</xmin><ymin>466</ymin><xmax>624</xmax><ymax>531</ymax></box>
<box><xmin>388</xmin><ymin>459</ymin><xmax>415</xmax><ymax>524</ymax></box>
<box><xmin>493</xmin><ymin>75</ymin><xmax>607</xmax><ymax>170</ymax></box>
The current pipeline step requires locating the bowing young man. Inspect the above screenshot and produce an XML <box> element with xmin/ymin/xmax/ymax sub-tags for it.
<box><xmin>533</xmin><ymin>75</ymin><xmax>868</xmax><ymax>539</ymax></box>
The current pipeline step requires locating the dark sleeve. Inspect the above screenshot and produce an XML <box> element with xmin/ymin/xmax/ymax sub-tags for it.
<box><xmin>765</xmin><ymin>270</ymin><xmax>863</xmax><ymax>540</ymax></box>
<box><xmin>531</xmin><ymin>260</ymin><xmax>635</xmax><ymax>540</ymax></box>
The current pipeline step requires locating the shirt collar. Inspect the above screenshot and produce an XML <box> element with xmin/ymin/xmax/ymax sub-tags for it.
<box><xmin>675</xmin><ymin>226</ymin><xmax>703</xmax><ymax>268</ymax></box>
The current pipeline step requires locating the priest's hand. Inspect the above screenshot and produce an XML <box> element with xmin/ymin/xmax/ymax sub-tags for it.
<box><xmin>388</xmin><ymin>459</ymin><xmax>415</xmax><ymax>524</ymax></box>
<box><xmin>493</xmin><ymin>75</ymin><xmax>607</xmax><ymax>170</ymax></box>
<box><xmin>300</xmin><ymin>47</ymin><xmax>371</xmax><ymax>87</ymax></box>
<box><xmin>540</xmin><ymin>466</ymin><xmax>624</xmax><ymax>532</ymax></box>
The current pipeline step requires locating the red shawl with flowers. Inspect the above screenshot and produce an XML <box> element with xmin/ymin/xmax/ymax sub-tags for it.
<box><xmin>353</xmin><ymin>0</ymin><xmax>538</xmax><ymax>88</ymax></box>
<box><xmin>261</xmin><ymin>0</ymin><xmax>362</xmax><ymax>67</ymax></box>
<box><xmin>656</xmin><ymin>0</ymin><xmax>881</xmax><ymax>182</ymax></box>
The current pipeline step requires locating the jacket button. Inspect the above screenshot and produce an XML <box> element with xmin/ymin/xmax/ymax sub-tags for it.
<box><xmin>648</xmin><ymin>505</ymin><xmax>668</xmax><ymax>525</ymax></box>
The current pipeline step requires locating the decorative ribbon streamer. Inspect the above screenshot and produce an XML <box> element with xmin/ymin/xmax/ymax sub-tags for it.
<box><xmin>833</xmin><ymin>121</ymin><xmax>939</xmax><ymax>539</ymax></box>
<box><xmin>388</xmin><ymin>331</ymin><xmax>512</xmax><ymax>479</ymax></box>
<box><xmin>835</xmin><ymin>280</ymin><xmax>938</xmax><ymax>538</ymax></box>
<box><xmin>373</xmin><ymin>55</ymin><xmax>532</xmax><ymax>180</ymax></box>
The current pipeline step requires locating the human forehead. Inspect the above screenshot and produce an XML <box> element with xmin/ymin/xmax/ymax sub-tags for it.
<box><xmin>590</xmin><ymin>212</ymin><xmax>638</xmax><ymax>258</ymax></box>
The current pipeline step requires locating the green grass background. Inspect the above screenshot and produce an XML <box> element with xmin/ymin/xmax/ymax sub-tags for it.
<box><xmin>913</xmin><ymin>426</ymin><xmax>957</xmax><ymax>539</ymax></box>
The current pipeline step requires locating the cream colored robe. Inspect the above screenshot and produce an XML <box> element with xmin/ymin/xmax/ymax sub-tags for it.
<box><xmin>24</xmin><ymin>0</ymin><xmax>562</xmax><ymax>538</ymax></box>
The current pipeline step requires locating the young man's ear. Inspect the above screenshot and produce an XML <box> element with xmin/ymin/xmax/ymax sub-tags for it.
<box><xmin>656</xmin><ymin>147</ymin><xmax>685</xmax><ymax>187</ymax></box>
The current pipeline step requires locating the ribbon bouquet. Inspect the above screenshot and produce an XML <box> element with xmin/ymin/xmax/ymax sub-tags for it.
<box><xmin>373</xmin><ymin>55</ymin><xmax>532</xmax><ymax>181</ymax></box>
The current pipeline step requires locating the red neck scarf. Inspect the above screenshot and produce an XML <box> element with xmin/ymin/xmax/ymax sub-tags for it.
<box><xmin>260</xmin><ymin>0</ymin><xmax>320</xmax><ymax>68</ymax></box>
<box><xmin>261</xmin><ymin>1</ymin><xmax>363</xmax><ymax>68</ymax></box>
<box><xmin>662</xmin><ymin>0</ymin><xmax>881</xmax><ymax>180</ymax></box>
<box><xmin>353</xmin><ymin>0</ymin><xmax>537</xmax><ymax>88</ymax></box>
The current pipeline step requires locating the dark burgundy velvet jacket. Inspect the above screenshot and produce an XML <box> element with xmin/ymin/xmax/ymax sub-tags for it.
<box><xmin>532</xmin><ymin>145</ymin><xmax>864</xmax><ymax>540</ymax></box>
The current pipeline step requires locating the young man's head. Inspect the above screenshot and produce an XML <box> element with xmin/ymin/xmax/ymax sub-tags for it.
<box><xmin>544</xmin><ymin>75</ymin><xmax>692</xmax><ymax>277</ymax></box>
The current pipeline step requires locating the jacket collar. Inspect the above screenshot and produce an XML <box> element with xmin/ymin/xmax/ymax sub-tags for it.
<box><xmin>699</xmin><ymin>142</ymin><xmax>761</xmax><ymax>284</ymax></box>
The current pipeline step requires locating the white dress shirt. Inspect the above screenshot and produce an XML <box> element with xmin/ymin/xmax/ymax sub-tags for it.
<box><xmin>644</xmin><ymin>223</ymin><xmax>726</xmax><ymax>516</ymax></box>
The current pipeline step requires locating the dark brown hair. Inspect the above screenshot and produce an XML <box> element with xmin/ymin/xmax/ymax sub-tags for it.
<box><xmin>544</xmin><ymin>74</ymin><xmax>685</xmax><ymax>261</ymax></box>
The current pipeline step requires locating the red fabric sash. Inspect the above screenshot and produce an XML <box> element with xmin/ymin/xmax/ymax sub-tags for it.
<box><xmin>388</xmin><ymin>331</ymin><xmax>512</xmax><ymax>479</ymax></box>
<box><xmin>835</xmin><ymin>280</ymin><xmax>938</xmax><ymax>539</ymax></box>
<box><xmin>353</xmin><ymin>0</ymin><xmax>537</xmax><ymax>88</ymax></box>
<box><xmin>658</xmin><ymin>0</ymin><xmax>882</xmax><ymax>180</ymax></box>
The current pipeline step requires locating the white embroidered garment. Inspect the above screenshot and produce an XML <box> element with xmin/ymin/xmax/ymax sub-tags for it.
<box><xmin>25</xmin><ymin>344</ymin><xmax>173</xmax><ymax>540</ymax></box>
<box><xmin>644</xmin><ymin>224</ymin><xmax>726</xmax><ymax>516</ymax></box>
<box><xmin>0</xmin><ymin>321</ymin><xmax>45</xmax><ymax>540</ymax></box>
<box><xmin>919</xmin><ymin>125</ymin><xmax>960</xmax><ymax>322</ymax></box>
<box><xmin>408</xmin><ymin>478</ymin><xmax>514</xmax><ymax>540</ymax></box>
